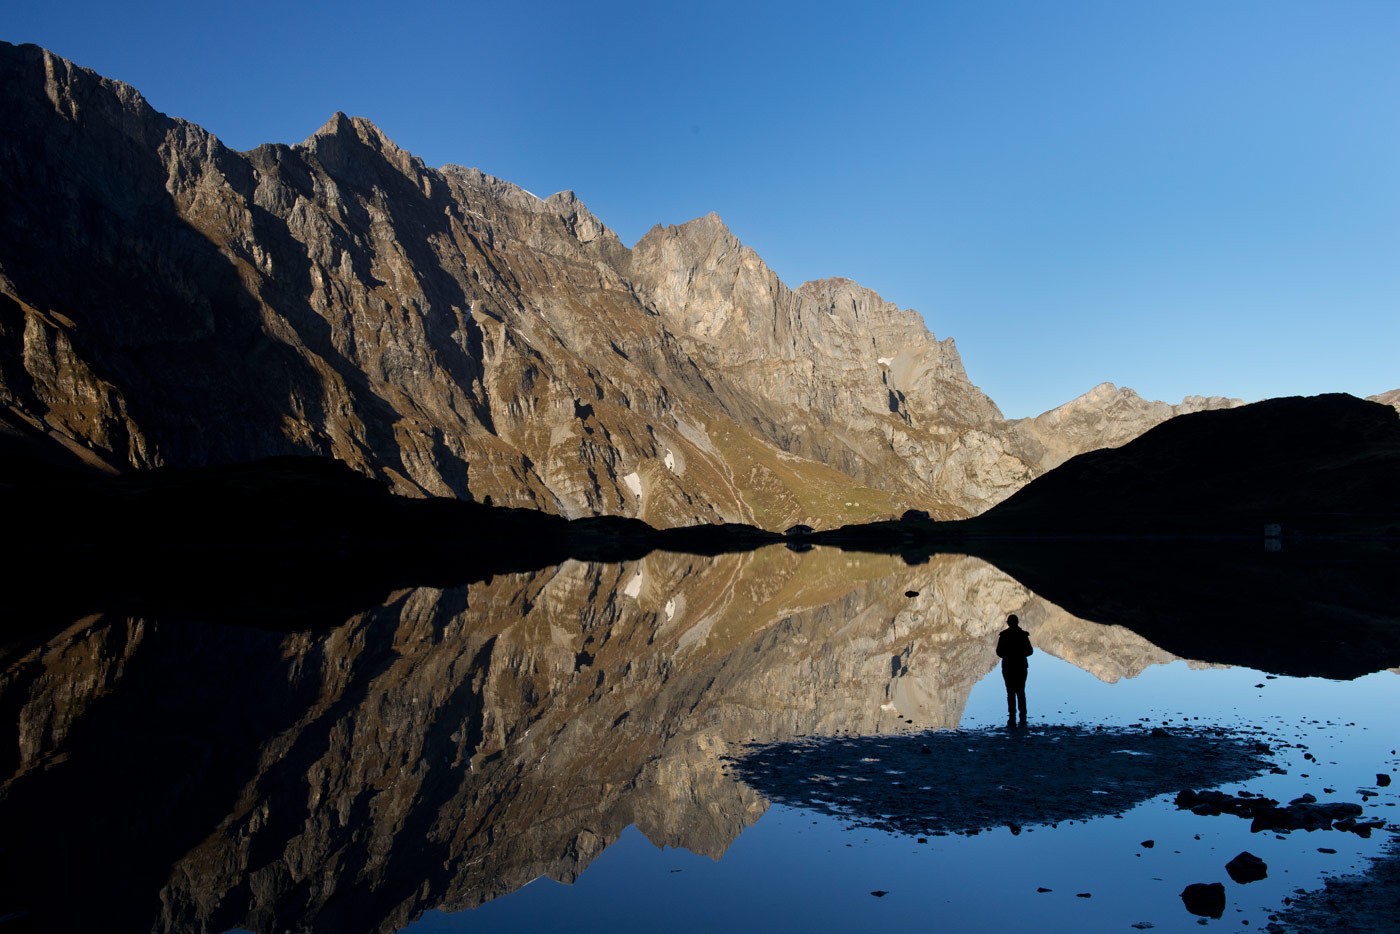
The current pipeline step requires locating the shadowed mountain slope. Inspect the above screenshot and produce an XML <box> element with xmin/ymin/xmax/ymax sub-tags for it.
<box><xmin>973</xmin><ymin>393</ymin><xmax>1400</xmax><ymax>537</ymax></box>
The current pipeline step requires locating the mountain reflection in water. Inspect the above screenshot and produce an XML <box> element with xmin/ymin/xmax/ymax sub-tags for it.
<box><xmin>0</xmin><ymin>547</ymin><xmax>1369</xmax><ymax>932</ymax></box>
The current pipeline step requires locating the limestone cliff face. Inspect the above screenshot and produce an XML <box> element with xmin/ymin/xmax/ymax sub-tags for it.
<box><xmin>0</xmin><ymin>43</ymin><xmax>797</xmax><ymax>524</ymax></box>
<box><xmin>0</xmin><ymin>549</ymin><xmax>1177</xmax><ymax>933</ymax></box>
<box><xmin>627</xmin><ymin>215</ymin><xmax>1020</xmax><ymax>511</ymax></box>
<box><xmin>0</xmin><ymin>42</ymin><xmax>1244</xmax><ymax>522</ymax></box>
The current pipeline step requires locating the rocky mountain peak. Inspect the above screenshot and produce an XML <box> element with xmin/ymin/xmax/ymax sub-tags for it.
<box><xmin>0</xmin><ymin>42</ymin><xmax>1272</xmax><ymax>525</ymax></box>
<box><xmin>301</xmin><ymin>110</ymin><xmax>431</xmax><ymax>189</ymax></box>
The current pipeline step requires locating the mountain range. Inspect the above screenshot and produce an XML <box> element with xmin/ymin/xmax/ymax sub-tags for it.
<box><xmin>0</xmin><ymin>41</ymin><xmax>1276</xmax><ymax>528</ymax></box>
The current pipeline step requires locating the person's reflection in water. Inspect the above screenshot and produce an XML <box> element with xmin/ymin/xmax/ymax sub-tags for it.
<box><xmin>996</xmin><ymin>613</ymin><xmax>1033</xmax><ymax>728</ymax></box>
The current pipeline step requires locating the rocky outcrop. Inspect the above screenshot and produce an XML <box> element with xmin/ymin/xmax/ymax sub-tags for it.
<box><xmin>0</xmin><ymin>42</ymin><xmax>1246</xmax><ymax>523</ymax></box>
<box><xmin>0</xmin><ymin>547</ymin><xmax>1178</xmax><ymax>933</ymax></box>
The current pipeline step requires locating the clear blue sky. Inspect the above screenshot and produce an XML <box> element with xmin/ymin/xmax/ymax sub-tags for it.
<box><xmin>5</xmin><ymin>1</ymin><xmax>1397</xmax><ymax>418</ymax></box>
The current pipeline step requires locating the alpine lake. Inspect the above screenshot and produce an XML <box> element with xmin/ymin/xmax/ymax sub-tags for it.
<box><xmin>1</xmin><ymin>542</ymin><xmax>1396</xmax><ymax>933</ymax></box>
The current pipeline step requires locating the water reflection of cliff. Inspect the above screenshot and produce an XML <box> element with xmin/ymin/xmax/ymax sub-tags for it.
<box><xmin>0</xmin><ymin>548</ymin><xmax>1178</xmax><ymax>933</ymax></box>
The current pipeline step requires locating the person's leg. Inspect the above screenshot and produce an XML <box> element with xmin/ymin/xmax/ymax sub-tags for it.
<box><xmin>1016</xmin><ymin>670</ymin><xmax>1028</xmax><ymax>721</ymax></box>
<box><xmin>1002</xmin><ymin>668</ymin><xmax>1016</xmax><ymax>719</ymax></box>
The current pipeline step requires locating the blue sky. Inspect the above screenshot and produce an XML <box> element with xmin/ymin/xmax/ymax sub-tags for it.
<box><xmin>4</xmin><ymin>1</ymin><xmax>1397</xmax><ymax>418</ymax></box>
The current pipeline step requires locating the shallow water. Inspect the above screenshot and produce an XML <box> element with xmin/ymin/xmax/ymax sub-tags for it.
<box><xmin>0</xmin><ymin>545</ymin><xmax>1395</xmax><ymax>933</ymax></box>
<box><xmin>407</xmin><ymin>658</ymin><xmax>1400</xmax><ymax>934</ymax></box>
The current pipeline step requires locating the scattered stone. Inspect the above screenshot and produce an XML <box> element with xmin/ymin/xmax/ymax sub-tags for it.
<box><xmin>1181</xmin><ymin>882</ymin><xmax>1226</xmax><ymax>918</ymax></box>
<box><xmin>1226</xmin><ymin>851</ymin><xmax>1268</xmax><ymax>884</ymax></box>
<box><xmin>1076</xmin><ymin>892</ymin><xmax>1092</xmax><ymax>898</ymax></box>
<box><xmin>1150</xmin><ymin>727</ymin><xmax>1171</xmax><ymax>738</ymax></box>
<box><xmin>1378</xmin><ymin>774</ymin><xmax>1392</xmax><ymax>787</ymax></box>
<box><xmin>1141</xmin><ymin>839</ymin><xmax>1155</xmax><ymax>848</ymax></box>
<box><xmin>1037</xmin><ymin>887</ymin><xmax>1052</xmax><ymax>893</ymax></box>
<box><xmin>1318</xmin><ymin>847</ymin><xmax>1337</xmax><ymax>854</ymax></box>
<box><xmin>1131</xmin><ymin>924</ymin><xmax>1155</xmax><ymax>930</ymax></box>
<box><xmin>1177</xmin><ymin>788</ymin><xmax>1368</xmax><ymax>834</ymax></box>
<box><xmin>904</xmin><ymin>591</ymin><xmax>919</xmax><ymax>598</ymax></box>
<box><xmin>870</xmin><ymin>890</ymin><xmax>888</xmax><ymax>897</ymax></box>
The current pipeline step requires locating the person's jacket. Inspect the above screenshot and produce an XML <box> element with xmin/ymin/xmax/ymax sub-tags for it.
<box><xmin>996</xmin><ymin>628</ymin><xmax>1033</xmax><ymax>668</ymax></box>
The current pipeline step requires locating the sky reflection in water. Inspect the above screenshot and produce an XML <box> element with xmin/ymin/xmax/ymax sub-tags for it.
<box><xmin>410</xmin><ymin>654</ymin><xmax>1399</xmax><ymax>934</ymax></box>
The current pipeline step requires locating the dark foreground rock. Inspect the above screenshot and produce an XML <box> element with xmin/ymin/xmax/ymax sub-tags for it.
<box><xmin>1225</xmin><ymin>851</ymin><xmax>1268</xmax><ymax>884</ymax></box>
<box><xmin>1181</xmin><ymin>882</ymin><xmax>1226</xmax><ymax>918</ymax></box>
<box><xmin>1174</xmin><ymin>789</ymin><xmax>1376</xmax><ymax>836</ymax></box>
<box><xmin>726</xmin><ymin>725</ymin><xmax>1270</xmax><ymax>837</ymax></box>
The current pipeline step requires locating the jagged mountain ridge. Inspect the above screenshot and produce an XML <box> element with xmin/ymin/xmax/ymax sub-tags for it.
<box><xmin>0</xmin><ymin>42</ymin><xmax>1239</xmax><ymax>524</ymax></box>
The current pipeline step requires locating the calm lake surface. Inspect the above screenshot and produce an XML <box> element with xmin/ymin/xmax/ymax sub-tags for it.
<box><xmin>1</xmin><ymin>546</ymin><xmax>1395</xmax><ymax>933</ymax></box>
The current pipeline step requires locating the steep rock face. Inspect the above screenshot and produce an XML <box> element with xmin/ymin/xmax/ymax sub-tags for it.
<box><xmin>0</xmin><ymin>43</ymin><xmax>828</xmax><ymax>524</ymax></box>
<box><xmin>0</xmin><ymin>548</ymin><xmax>1178</xmax><ymax>933</ymax></box>
<box><xmin>629</xmin><ymin>216</ymin><xmax>1014</xmax><ymax>510</ymax></box>
<box><xmin>0</xmin><ymin>42</ymin><xmax>1248</xmax><ymax>522</ymax></box>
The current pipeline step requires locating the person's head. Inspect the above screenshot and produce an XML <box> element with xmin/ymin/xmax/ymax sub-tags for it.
<box><xmin>1006</xmin><ymin>614</ymin><xmax>1020</xmax><ymax>629</ymax></box>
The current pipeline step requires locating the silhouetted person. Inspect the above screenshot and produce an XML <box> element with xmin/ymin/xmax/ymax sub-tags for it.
<box><xmin>996</xmin><ymin>613</ymin><xmax>1032</xmax><ymax>726</ymax></box>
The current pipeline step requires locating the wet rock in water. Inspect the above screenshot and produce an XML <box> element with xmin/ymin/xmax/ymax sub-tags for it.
<box><xmin>1141</xmin><ymin>839</ymin><xmax>1155</xmax><ymax>848</ymax></box>
<box><xmin>870</xmin><ymin>890</ymin><xmax>888</xmax><ymax>897</ymax></box>
<box><xmin>1131</xmin><ymin>924</ymin><xmax>1155</xmax><ymax>930</ymax></box>
<box><xmin>1150</xmin><ymin>727</ymin><xmax>1171</xmax><ymax>737</ymax></box>
<box><xmin>1226</xmin><ymin>851</ymin><xmax>1268</xmax><ymax>884</ymax></box>
<box><xmin>1177</xmin><ymin>788</ymin><xmax>1366</xmax><ymax>835</ymax></box>
<box><xmin>1181</xmin><ymin>882</ymin><xmax>1226</xmax><ymax>918</ymax></box>
<box><xmin>1076</xmin><ymin>892</ymin><xmax>1092</xmax><ymax>898</ymax></box>
<box><xmin>1036</xmin><ymin>887</ymin><xmax>1052</xmax><ymax>893</ymax></box>
<box><xmin>1378</xmin><ymin>774</ymin><xmax>1391</xmax><ymax>787</ymax></box>
<box><xmin>1318</xmin><ymin>847</ymin><xmax>1337</xmax><ymax>854</ymax></box>
<box><xmin>1250</xmin><ymin>800</ymin><xmax>1363</xmax><ymax>833</ymax></box>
